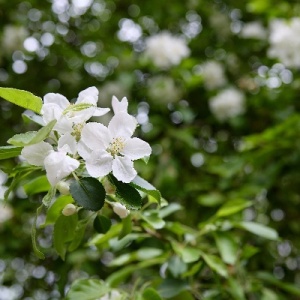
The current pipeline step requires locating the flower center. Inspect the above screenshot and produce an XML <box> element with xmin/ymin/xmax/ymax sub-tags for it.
<box><xmin>72</xmin><ymin>123</ymin><xmax>84</xmax><ymax>141</ymax></box>
<box><xmin>107</xmin><ymin>137</ymin><xmax>125</xmax><ymax>157</ymax></box>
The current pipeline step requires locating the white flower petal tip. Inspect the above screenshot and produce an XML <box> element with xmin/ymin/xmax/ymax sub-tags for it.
<box><xmin>112</xmin><ymin>95</ymin><xmax>128</xmax><ymax>114</ymax></box>
<box><xmin>112</xmin><ymin>202</ymin><xmax>130</xmax><ymax>219</ymax></box>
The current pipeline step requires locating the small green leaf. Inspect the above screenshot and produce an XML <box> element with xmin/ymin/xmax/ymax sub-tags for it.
<box><xmin>42</xmin><ymin>186</ymin><xmax>57</xmax><ymax>207</ymax></box>
<box><xmin>168</xmin><ymin>256</ymin><xmax>188</xmax><ymax>277</ymax></box>
<box><xmin>53</xmin><ymin>214</ymin><xmax>78</xmax><ymax>260</ymax></box>
<box><xmin>31</xmin><ymin>204</ymin><xmax>45</xmax><ymax>259</ymax></box>
<box><xmin>216</xmin><ymin>199</ymin><xmax>252</xmax><ymax>218</ymax></box>
<box><xmin>158</xmin><ymin>203</ymin><xmax>182</xmax><ymax>218</ymax></box>
<box><xmin>201</xmin><ymin>253</ymin><xmax>228</xmax><ymax>278</ymax></box>
<box><xmin>179</xmin><ymin>247</ymin><xmax>201</xmax><ymax>264</ymax></box>
<box><xmin>23</xmin><ymin>175</ymin><xmax>51</xmax><ymax>195</ymax></box>
<box><xmin>94</xmin><ymin>215</ymin><xmax>112</xmax><ymax>234</ymax></box>
<box><xmin>65</xmin><ymin>279</ymin><xmax>110</xmax><ymax>300</ymax></box>
<box><xmin>0</xmin><ymin>146</ymin><xmax>22</xmax><ymax>160</ymax></box>
<box><xmin>158</xmin><ymin>278</ymin><xmax>190</xmax><ymax>298</ymax></box>
<box><xmin>142</xmin><ymin>288</ymin><xmax>163</xmax><ymax>300</ymax></box>
<box><xmin>118</xmin><ymin>214</ymin><xmax>132</xmax><ymax>239</ymax></box>
<box><xmin>131</xmin><ymin>175</ymin><xmax>161</xmax><ymax>204</ymax></box>
<box><xmin>7</xmin><ymin>120</ymin><xmax>56</xmax><ymax>146</ymax></box>
<box><xmin>236</xmin><ymin>222</ymin><xmax>279</xmax><ymax>240</ymax></box>
<box><xmin>214</xmin><ymin>232</ymin><xmax>239</xmax><ymax>265</ymax></box>
<box><xmin>41</xmin><ymin>195</ymin><xmax>73</xmax><ymax>227</ymax></box>
<box><xmin>70</xmin><ymin>177</ymin><xmax>105</xmax><ymax>211</ymax></box>
<box><xmin>109</xmin><ymin>175</ymin><xmax>142</xmax><ymax>209</ymax></box>
<box><xmin>0</xmin><ymin>87</ymin><xmax>43</xmax><ymax>113</ymax></box>
<box><xmin>142</xmin><ymin>211</ymin><xmax>165</xmax><ymax>229</ymax></box>
<box><xmin>68</xmin><ymin>217</ymin><xmax>91</xmax><ymax>252</ymax></box>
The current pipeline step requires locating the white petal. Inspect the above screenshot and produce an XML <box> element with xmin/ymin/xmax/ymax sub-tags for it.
<box><xmin>42</xmin><ymin>103</ymin><xmax>64</xmax><ymax>124</ymax></box>
<box><xmin>44</xmin><ymin>151</ymin><xmax>79</xmax><ymax>186</ymax></box>
<box><xmin>108</xmin><ymin>112</ymin><xmax>137</xmax><ymax>138</ymax></box>
<box><xmin>80</xmin><ymin>122</ymin><xmax>111</xmax><ymax>150</ymax></box>
<box><xmin>85</xmin><ymin>151</ymin><xmax>113</xmax><ymax>178</ymax></box>
<box><xmin>54</xmin><ymin>115</ymin><xmax>73</xmax><ymax>134</ymax></box>
<box><xmin>112</xmin><ymin>96</ymin><xmax>128</xmax><ymax>114</ymax></box>
<box><xmin>93</xmin><ymin>107</ymin><xmax>111</xmax><ymax>117</ymax></box>
<box><xmin>58</xmin><ymin>133</ymin><xmax>77</xmax><ymax>154</ymax></box>
<box><xmin>43</xmin><ymin>93</ymin><xmax>69</xmax><ymax>109</ymax></box>
<box><xmin>77</xmin><ymin>141</ymin><xmax>93</xmax><ymax>160</ymax></box>
<box><xmin>21</xmin><ymin>142</ymin><xmax>53</xmax><ymax>166</ymax></box>
<box><xmin>121</xmin><ymin>138</ymin><xmax>152</xmax><ymax>160</ymax></box>
<box><xmin>76</xmin><ymin>86</ymin><xmax>98</xmax><ymax>105</ymax></box>
<box><xmin>112</xmin><ymin>156</ymin><xmax>137</xmax><ymax>183</ymax></box>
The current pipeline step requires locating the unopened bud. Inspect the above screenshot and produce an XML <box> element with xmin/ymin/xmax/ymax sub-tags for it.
<box><xmin>102</xmin><ymin>177</ymin><xmax>116</xmax><ymax>195</ymax></box>
<box><xmin>112</xmin><ymin>203</ymin><xmax>130</xmax><ymax>219</ymax></box>
<box><xmin>57</xmin><ymin>181</ymin><xmax>70</xmax><ymax>195</ymax></box>
<box><xmin>62</xmin><ymin>203</ymin><xmax>77</xmax><ymax>216</ymax></box>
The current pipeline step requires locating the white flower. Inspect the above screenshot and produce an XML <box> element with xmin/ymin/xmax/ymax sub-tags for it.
<box><xmin>200</xmin><ymin>61</ymin><xmax>227</xmax><ymax>90</ymax></box>
<box><xmin>0</xmin><ymin>170</ymin><xmax>8</xmax><ymax>200</ymax></box>
<box><xmin>239</xmin><ymin>21</ymin><xmax>267</xmax><ymax>40</ymax></box>
<box><xmin>21</xmin><ymin>141</ymin><xmax>79</xmax><ymax>186</ymax></box>
<box><xmin>42</xmin><ymin>86</ymin><xmax>110</xmax><ymax>134</ymax></box>
<box><xmin>209</xmin><ymin>88</ymin><xmax>245</xmax><ymax>122</ymax></box>
<box><xmin>79</xmin><ymin>112</ymin><xmax>151</xmax><ymax>183</ymax></box>
<box><xmin>268</xmin><ymin>18</ymin><xmax>300</xmax><ymax>68</ymax></box>
<box><xmin>112</xmin><ymin>202</ymin><xmax>130</xmax><ymax>219</ymax></box>
<box><xmin>144</xmin><ymin>32</ymin><xmax>190</xmax><ymax>69</ymax></box>
<box><xmin>112</xmin><ymin>96</ymin><xmax>128</xmax><ymax>114</ymax></box>
<box><xmin>98</xmin><ymin>290</ymin><xmax>122</xmax><ymax>300</ymax></box>
<box><xmin>0</xmin><ymin>201</ymin><xmax>13</xmax><ymax>224</ymax></box>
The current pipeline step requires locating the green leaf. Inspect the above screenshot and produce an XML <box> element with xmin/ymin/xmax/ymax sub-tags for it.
<box><xmin>7</xmin><ymin>120</ymin><xmax>56</xmax><ymax>146</ymax></box>
<box><xmin>23</xmin><ymin>175</ymin><xmax>51</xmax><ymax>195</ymax></box>
<box><xmin>118</xmin><ymin>214</ymin><xmax>132</xmax><ymax>239</ymax></box>
<box><xmin>236</xmin><ymin>222</ymin><xmax>279</xmax><ymax>240</ymax></box>
<box><xmin>31</xmin><ymin>204</ymin><xmax>45</xmax><ymax>259</ymax></box>
<box><xmin>142</xmin><ymin>288</ymin><xmax>163</xmax><ymax>300</ymax></box>
<box><xmin>0</xmin><ymin>146</ymin><xmax>22</xmax><ymax>160</ymax></box>
<box><xmin>41</xmin><ymin>195</ymin><xmax>73</xmax><ymax>227</ymax></box>
<box><xmin>168</xmin><ymin>256</ymin><xmax>188</xmax><ymax>277</ymax></box>
<box><xmin>158</xmin><ymin>278</ymin><xmax>190</xmax><ymax>299</ymax></box>
<box><xmin>53</xmin><ymin>214</ymin><xmax>78</xmax><ymax>260</ymax></box>
<box><xmin>109</xmin><ymin>175</ymin><xmax>142</xmax><ymax>209</ymax></box>
<box><xmin>0</xmin><ymin>87</ymin><xmax>43</xmax><ymax>113</ymax></box>
<box><xmin>197</xmin><ymin>192</ymin><xmax>225</xmax><ymax>207</ymax></box>
<box><xmin>214</xmin><ymin>232</ymin><xmax>239</xmax><ymax>265</ymax></box>
<box><xmin>65</xmin><ymin>279</ymin><xmax>110</xmax><ymax>300</ymax></box>
<box><xmin>94</xmin><ymin>215</ymin><xmax>112</xmax><ymax>234</ymax></box>
<box><xmin>216</xmin><ymin>199</ymin><xmax>252</xmax><ymax>218</ymax></box>
<box><xmin>201</xmin><ymin>253</ymin><xmax>228</xmax><ymax>278</ymax></box>
<box><xmin>70</xmin><ymin>177</ymin><xmax>105</xmax><ymax>211</ymax></box>
<box><xmin>131</xmin><ymin>175</ymin><xmax>161</xmax><ymax>204</ymax></box>
<box><xmin>178</xmin><ymin>247</ymin><xmax>201</xmax><ymax>264</ymax></box>
<box><xmin>227</xmin><ymin>278</ymin><xmax>246</xmax><ymax>300</ymax></box>
<box><xmin>158</xmin><ymin>203</ymin><xmax>182</xmax><ymax>218</ymax></box>
<box><xmin>42</xmin><ymin>186</ymin><xmax>57</xmax><ymax>207</ymax></box>
<box><xmin>68</xmin><ymin>217</ymin><xmax>91</xmax><ymax>252</ymax></box>
<box><xmin>142</xmin><ymin>211</ymin><xmax>165</xmax><ymax>229</ymax></box>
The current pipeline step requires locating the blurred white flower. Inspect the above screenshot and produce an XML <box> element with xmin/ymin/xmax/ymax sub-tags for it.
<box><xmin>200</xmin><ymin>61</ymin><xmax>227</xmax><ymax>90</ymax></box>
<box><xmin>209</xmin><ymin>88</ymin><xmax>245</xmax><ymax>122</ymax></box>
<box><xmin>98</xmin><ymin>290</ymin><xmax>122</xmax><ymax>300</ymax></box>
<box><xmin>112</xmin><ymin>202</ymin><xmax>130</xmax><ymax>219</ymax></box>
<box><xmin>144</xmin><ymin>32</ymin><xmax>190</xmax><ymax>69</ymax></box>
<box><xmin>239</xmin><ymin>21</ymin><xmax>267</xmax><ymax>40</ymax></box>
<box><xmin>0</xmin><ymin>170</ymin><xmax>8</xmax><ymax>200</ymax></box>
<box><xmin>78</xmin><ymin>113</ymin><xmax>151</xmax><ymax>183</ymax></box>
<box><xmin>0</xmin><ymin>201</ymin><xmax>13</xmax><ymax>224</ymax></box>
<box><xmin>268</xmin><ymin>18</ymin><xmax>300</xmax><ymax>68</ymax></box>
<box><xmin>147</xmin><ymin>76</ymin><xmax>182</xmax><ymax>104</ymax></box>
<box><xmin>2</xmin><ymin>25</ymin><xmax>28</xmax><ymax>54</ymax></box>
<box><xmin>21</xmin><ymin>141</ymin><xmax>79</xmax><ymax>186</ymax></box>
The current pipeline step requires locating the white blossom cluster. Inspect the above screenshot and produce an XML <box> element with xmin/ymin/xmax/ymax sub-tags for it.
<box><xmin>239</xmin><ymin>21</ymin><xmax>267</xmax><ymax>40</ymax></box>
<box><xmin>268</xmin><ymin>18</ymin><xmax>300</xmax><ymax>68</ymax></box>
<box><xmin>144</xmin><ymin>32</ymin><xmax>190</xmax><ymax>69</ymax></box>
<box><xmin>209</xmin><ymin>88</ymin><xmax>245</xmax><ymax>122</ymax></box>
<box><xmin>21</xmin><ymin>87</ymin><xmax>152</xmax><ymax>188</ymax></box>
<box><xmin>200</xmin><ymin>60</ymin><xmax>227</xmax><ymax>90</ymax></box>
<box><xmin>0</xmin><ymin>170</ymin><xmax>13</xmax><ymax>224</ymax></box>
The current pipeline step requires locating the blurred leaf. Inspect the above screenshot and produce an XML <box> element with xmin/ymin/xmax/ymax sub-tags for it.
<box><xmin>158</xmin><ymin>278</ymin><xmax>189</xmax><ymax>298</ymax></box>
<box><xmin>142</xmin><ymin>288</ymin><xmax>163</xmax><ymax>300</ymax></box>
<box><xmin>23</xmin><ymin>175</ymin><xmax>50</xmax><ymax>195</ymax></box>
<box><xmin>236</xmin><ymin>222</ymin><xmax>279</xmax><ymax>240</ymax></box>
<box><xmin>7</xmin><ymin>120</ymin><xmax>56</xmax><ymax>146</ymax></box>
<box><xmin>31</xmin><ymin>204</ymin><xmax>45</xmax><ymax>259</ymax></box>
<box><xmin>262</xmin><ymin>288</ymin><xmax>280</xmax><ymax>300</ymax></box>
<box><xmin>197</xmin><ymin>192</ymin><xmax>225</xmax><ymax>207</ymax></box>
<box><xmin>182</xmin><ymin>261</ymin><xmax>202</xmax><ymax>278</ymax></box>
<box><xmin>70</xmin><ymin>177</ymin><xmax>105</xmax><ymax>211</ymax></box>
<box><xmin>94</xmin><ymin>215</ymin><xmax>112</xmax><ymax>234</ymax></box>
<box><xmin>176</xmin><ymin>246</ymin><xmax>201</xmax><ymax>264</ymax></box>
<box><xmin>65</xmin><ymin>279</ymin><xmax>110</xmax><ymax>300</ymax></box>
<box><xmin>131</xmin><ymin>175</ymin><xmax>161</xmax><ymax>205</ymax></box>
<box><xmin>0</xmin><ymin>146</ymin><xmax>22</xmax><ymax>160</ymax></box>
<box><xmin>42</xmin><ymin>186</ymin><xmax>57</xmax><ymax>207</ymax></box>
<box><xmin>68</xmin><ymin>217</ymin><xmax>91</xmax><ymax>252</ymax></box>
<box><xmin>168</xmin><ymin>256</ymin><xmax>188</xmax><ymax>277</ymax></box>
<box><xmin>214</xmin><ymin>232</ymin><xmax>239</xmax><ymax>265</ymax></box>
<box><xmin>201</xmin><ymin>253</ymin><xmax>228</xmax><ymax>278</ymax></box>
<box><xmin>53</xmin><ymin>214</ymin><xmax>78</xmax><ymax>260</ymax></box>
<box><xmin>158</xmin><ymin>203</ymin><xmax>182</xmax><ymax>218</ymax></box>
<box><xmin>227</xmin><ymin>278</ymin><xmax>246</xmax><ymax>300</ymax></box>
<box><xmin>216</xmin><ymin>199</ymin><xmax>252</xmax><ymax>218</ymax></box>
<box><xmin>118</xmin><ymin>214</ymin><xmax>132</xmax><ymax>239</ymax></box>
<box><xmin>0</xmin><ymin>87</ymin><xmax>42</xmax><ymax>113</ymax></box>
<box><xmin>109</xmin><ymin>175</ymin><xmax>142</xmax><ymax>209</ymax></box>
<box><xmin>142</xmin><ymin>211</ymin><xmax>166</xmax><ymax>229</ymax></box>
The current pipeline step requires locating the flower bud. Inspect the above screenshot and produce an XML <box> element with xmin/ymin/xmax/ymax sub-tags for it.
<box><xmin>102</xmin><ymin>177</ymin><xmax>116</xmax><ymax>195</ymax></box>
<box><xmin>62</xmin><ymin>203</ymin><xmax>77</xmax><ymax>216</ymax></box>
<box><xmin>57</xmin><ymin>181</ymin><xmax>70</xmax><ymax>195</ymax></box>
<box><xmin>112</xmin><ymin>203</ymin><xmax>130</xmax><ymax>219</ymax></box>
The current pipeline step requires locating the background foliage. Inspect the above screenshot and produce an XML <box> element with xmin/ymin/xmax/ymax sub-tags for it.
<box><xmin>1</xmin><ymin>0</ymin><xmax>300</xmax><ymax>299</ymax></box>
